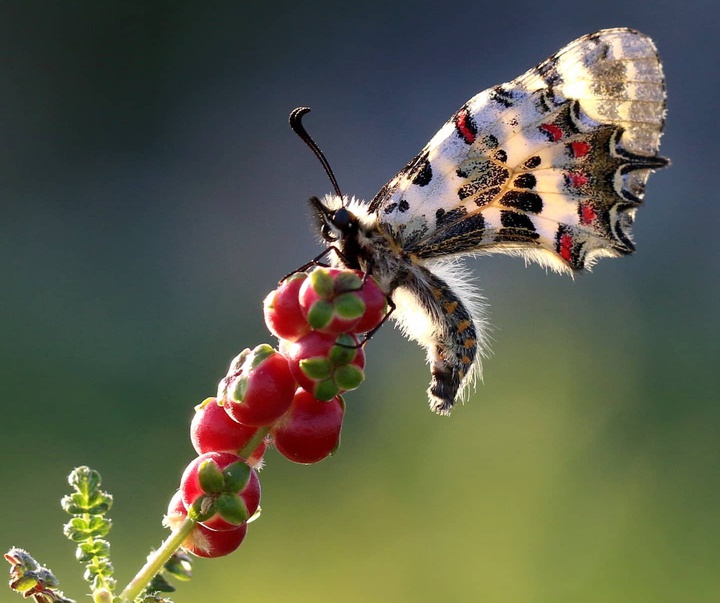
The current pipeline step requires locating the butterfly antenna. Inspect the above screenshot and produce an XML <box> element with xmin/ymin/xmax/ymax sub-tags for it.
<box><xmin>289</xmin><ymin>107</ymin><xmax>343</xmax><ymax>199</ymax></box>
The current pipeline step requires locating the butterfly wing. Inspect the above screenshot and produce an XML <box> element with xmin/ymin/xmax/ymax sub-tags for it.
<box><xmin>369</xmin><ymin>28</ymin><xmax>667</xmax><ymax>272</ymax></box>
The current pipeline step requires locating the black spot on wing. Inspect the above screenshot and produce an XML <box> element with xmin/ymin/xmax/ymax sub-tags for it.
<box><xmin>436</xmin><ymin>206</ymin><xmax>468</xmax><ymax>227</ymax></box>
<box><xmin>458</xmin><ymin>180</ymin><xmax>483</xmax><ymax>201</ymax></box>
<box><xmin>534</xmin><ymin>55</ymin><xmax>563</xmax><ymax>87</ymax></box>
<box><xmin>409</xmin><ymin>150</ymin><xmax>433</xmax><ymax>187</ymax></box>
<box><xmin>493</xmin><ymin>149</ymin><xmax>508</xmax><ymax>163</ymax></box>
<box><xmin>490</xmin><ymin>85</ymin><xmax>515</xmax><ymax>108</ymax></box>
<box><xmin>524</xmin><ymin>156</ymin><xmax>542</xmax><ymax>169</ymax></box>
<box><xmin>398</xmin><ymin>199</ymin><xmax>410</xmax><ymax>212</ymax></box>
<box><xmin>457</xmin><ymin>161</ymin><xmax>508</xmax><ymax>201</ymax></box>
<box><xmin>497</xmin><ymin>210</ymin><xmax>539</xmax><ymax>241</ymax></box>
<box><xmin>513</xmin><ymin>173</ymin><xmax>536</xmax><ymax>189</ymax></box>
<box><xmin>474</xmin><ymin>186</ymin><xmax>501</xmax><ymax>207</ymax></box>
<box><xmin>500</xmin><ymin>190</ymin><xmax>544</xmax><ymax>213</ymax></box>
<box><xmin>483</xmin><ymin>134</ymin><xmax>499</xmax><ymax>149</ymax></box>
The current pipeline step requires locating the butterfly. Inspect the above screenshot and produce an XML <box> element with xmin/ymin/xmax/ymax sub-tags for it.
<box><xmin>291</xmin><ymin>28</ymin><xmax>668</xmax><ymax>415</ymax></box>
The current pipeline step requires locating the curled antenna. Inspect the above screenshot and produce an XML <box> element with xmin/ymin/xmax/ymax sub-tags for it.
<box><xmin>289</xmin><ymin>107</ymin><xmax>343</xmax><ymax>198</ymax></box>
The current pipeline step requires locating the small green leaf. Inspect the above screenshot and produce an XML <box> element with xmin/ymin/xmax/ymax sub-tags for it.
<box><xmin>334</xmin><ymin>364</ymin><xmax>365</xmax><ymax>391</ymax></box>
<box><xmin>334</xmin><ymin>292</ymin><xmax>365</xmax><ymax>319</ymax></box>
<box><xmin>227</xmin><ymin>375</ymin><xmax>249</xmax><ymax>403</ymax></box>
<box><xmin>63</xmin><ymin>516</ymin><xmax>112</xmax><ymax>541</ymax></box>
<box><xmin>314</xmin><ymin>379</ymin><xmax>340</xmax><ymax>401</ymax></box>
<box><xmin>68</xmin><ymin>466</ymin><xmax>101</xmax><ymax>497</ymax></box>
<box><xmin>299</xmin><ymin>357</ymin><xmax>332</xmax><ymax>380</ymax></box>
<box><xmin>222</xmin><ymin>461</ymin><xmax>251</xmax><ymax>492</ymax></box>
<box><xmin>148</xmin><ymin>572</ymin><xmax>176</xmax><ymax>593</ymax></box>
<box><xmin>329</xmin><ymin>335</ymin><xmax>357</xmax><ymax>365</ymax></box>
<box><xmin>75</xmin><ymin>539</ymin><xmax>110</xmax><ymax>562</ymax></box>
<box><xmin>197</xmin><ymin>459</ymin><xmax>225</xmax><ymax>493</ymax></box>
<box><xmin>188</xmin><ymin>496</ymin><xmax>214</xmax><ymax>523</ymax></box>
<box><xmin>164</xmin><ymin>551</ymin><xmax>193</xmax><ymax>582</ymax></box>
<box><xmin>62</xmin><ymin>491</ymin><xmax>112</xmax><ymax>515</ymax></box>
<box><xmin>306</xmin><ymin>300</ymin><xmax>333</xmax><ymax>328</ymax></box>
<box><xmin>309</xmin><ymin>268</ymin><xmax>334</xmax><ymax>298</ymax></box>
<box><xmin>215</xmin><ymin>492</ymin><xmax>249</xmax><ymax>525</ymax></box>
<box><xmin>334</xmin><ymin>271</ymin><xmax>362</xmax><ymax>292</ymax></box>
<box><xmin>248</xmin><ymin>343</ymin><xmax>276</xmax><ymax>370</ymax></box>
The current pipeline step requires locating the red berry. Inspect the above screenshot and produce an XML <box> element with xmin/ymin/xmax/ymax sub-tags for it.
<box><xmin>350</xmin><ymin>274</ymin><xmax>388</xmax><ymax>333</ymax></box>
<box><xmin>180</xmin><ymin>452</ymin><xmax>261</xmax><ymax>532</ymax></box>
<box><xmin>298</xmin><ymin>268</ymin><xmax>365</xmax><ymax>334</ymax></box>
<box><xmin>263</xmin><ymin>272</ymin><xmax>311</xmax><ymax>342</ymax></box>
<box><xmin>165</xmin><ymin>491</ymin><xmax>248</xmax><ymax>558</ymax></box>
<box><xmin>190</xmin><ymin>398</ymin><xmax>266</xmax><ymax>467</ymax></box>
<box><xmin>219</xmin><ymin>345</ymin><xmax>297</xmax><ymax>427</ymax></box>
<box><xmin>284</xmin><ymin>331</ymin><xmax>365</xmax><ymax>401</ymax></box>
<box><xmin>271</xmin><ymin>389</ymin><xmax>345</xmax><ymax>464</ymax></box>
<box><xmin>188</xmin><ymin>522</ymin><xmax>248</xmax><ymax>558</ymax></box>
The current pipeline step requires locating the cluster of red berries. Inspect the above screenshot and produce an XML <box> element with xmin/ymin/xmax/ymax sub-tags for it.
<box><xmin>165</xmin><ymin>267</ymin><xmax>388</xmax><ymax>558</ymax></box>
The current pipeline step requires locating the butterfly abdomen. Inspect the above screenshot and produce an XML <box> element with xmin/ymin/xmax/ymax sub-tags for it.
<box><xmin>390</xmin><ymin>261</ymin><xmax>484</xmax><ymax>415</ymax></box>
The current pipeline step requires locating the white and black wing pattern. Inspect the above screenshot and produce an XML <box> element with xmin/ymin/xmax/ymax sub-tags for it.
<box><xmin>368</xmin><ymin>28</ymin><xmax>668</xmax><ymax>273</ymax></box>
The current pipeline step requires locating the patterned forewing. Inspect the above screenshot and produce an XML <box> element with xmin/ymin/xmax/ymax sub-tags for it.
<box><xmin>369</xmin><ymin>28</ymin><xmax>667</xmax><ymax>272</ymax></box>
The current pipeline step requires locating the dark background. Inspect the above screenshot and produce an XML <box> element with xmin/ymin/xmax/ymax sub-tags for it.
<box><xmin>2</xmin><ymin>1</ymin><xmax>718</xmax><ymax>602</ymax></box>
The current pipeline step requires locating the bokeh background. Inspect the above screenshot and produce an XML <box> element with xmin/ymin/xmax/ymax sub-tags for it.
<box><xmin>2</xmin><ymin>1</ymin><xmax>718</xmax><ymax>602</ymax></box>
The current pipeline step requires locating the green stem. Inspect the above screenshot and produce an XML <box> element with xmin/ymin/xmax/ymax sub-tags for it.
<box><xmin>118</xmin><ymin>517</ymin><xmax>196</xmax><ymax>603</ymax></box>
<box><xmin>240</xmin><ymin>426</ymin><xmax>270</xmax><ymax>460</ymax></box>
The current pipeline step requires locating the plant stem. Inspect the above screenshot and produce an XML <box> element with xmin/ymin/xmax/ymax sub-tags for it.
<box><xmin>240</xmin><ymin>426</ymin><xmax>270</xmax><ymax>460</ymax></box>
<box><xmin>118</xmin><ymin>517</ymin><xmax>196</xmax><ymax>603</ymax></box>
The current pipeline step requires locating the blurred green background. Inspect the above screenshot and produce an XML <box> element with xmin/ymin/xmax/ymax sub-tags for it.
<box><xmin>1</xmin><ymin>1</ymin><xmax>717</xmax><ymax>602</ymax></box>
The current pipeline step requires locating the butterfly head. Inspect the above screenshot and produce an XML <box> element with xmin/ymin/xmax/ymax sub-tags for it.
<box><xmin>308</xmin><ymin>196</ymin><xmax>357</xmax><ymax>243</ymax></box>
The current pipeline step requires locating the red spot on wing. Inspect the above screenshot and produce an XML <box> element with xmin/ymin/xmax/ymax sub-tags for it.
<box><xmin>580</xmin><ymin>203</ymin><xmax>597</xmax><ymax>225</ymax></box>
<box><xmin>559</xmin><ymin>233</ymin><xmax>573</xmax><ymax>262</ymax></box>
<box><xmin>570</xmin><ymin>141</ymin><xmax>591</xmax><ymax>157</ymax></box>
<box><xmin>567</xmin><ymin>172</ymin><xmax>589</xmax><ymax>188</ymax></box>
<box><xmin>539</xmin><ymin>123</ymin><xmax>563</xmax><ymax>141</ymax></box>
<box><xmin>454</xmin><ymin>109</ymin><xmax>476</xmax><ymax>144</ymax></box>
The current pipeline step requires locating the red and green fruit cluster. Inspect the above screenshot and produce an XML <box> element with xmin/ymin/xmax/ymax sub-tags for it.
<box><xmin>166</xmin><ymin>267</ymin><xmax>387</xmax><ymax>558</ymax></box>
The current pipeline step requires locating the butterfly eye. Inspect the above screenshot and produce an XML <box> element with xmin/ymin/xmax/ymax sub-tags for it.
<box><xmin>332</xmin><ymin>208</ymin><xmax>351</xmax><ymax>232</ymax></box>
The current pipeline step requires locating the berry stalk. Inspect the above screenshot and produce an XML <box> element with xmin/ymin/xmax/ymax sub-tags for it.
<box><xmin>118</xmin><ymin>517</ymin><xmax>196</xmax><ymax>603</ymax></box>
